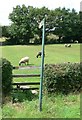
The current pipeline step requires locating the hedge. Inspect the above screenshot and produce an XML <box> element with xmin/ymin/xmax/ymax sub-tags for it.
<box><xmin>0</xmin><ymin>58</ymin><xmax>13</xmax><ymax>98</ymax></box>
<box><xmin>44</xmin><ymin>63</ymin><xmax>82</xmax><ymax>94</ymax></box>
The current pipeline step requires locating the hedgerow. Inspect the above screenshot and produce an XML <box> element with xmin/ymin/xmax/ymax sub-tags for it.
<box><xmin>0</xmin><ymin>58</ymin><xmax>13</xmax><ymax>98</ymax></box>
<box><xmin>44</xmin><ymin>63</ymin><xmax>82</xmax><ymax>94</ymax></box>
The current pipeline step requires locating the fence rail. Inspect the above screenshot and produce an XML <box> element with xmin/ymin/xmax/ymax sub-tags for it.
<box><xmin>12</xmin><ymin>82</ymin><xmax>40</xmax><ymax>85</ymax></box>
<box><xmin>13</xmin><ymin>87</ymin><xmax>39</xmax><ymax>90</ymax></box>
<box><xmin>13</xmin><ymin>74</ymin><xmax>40</xmax><ymax>77</ymax></box>
<box><xmin>12</xmin><ymin>66</ymin><xmax>40</xmax><ymax>91</ymax></box>
<box><xmin>13</xmin><ymin>66</ymin><xmax>41</xmax><ymax>70</ymax></box>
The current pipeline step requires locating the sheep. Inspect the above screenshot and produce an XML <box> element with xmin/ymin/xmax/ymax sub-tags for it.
<box><xmin>36</xmin><ymin>51</ymin><xmax>42</xmax><ymax>58</ymax></box>
<box><xmin>74</xmin><ymin>40</ymin><xmax>78</xmax><ymax>43</ymax></box>
<box><xmin>36</xmin><ymin>51</ymin><xmax>45</xmax><ymax>58</ymax></box>
<box><xmin>67</xmin><ymin>44</ymin><xmax>71</xmax><ymax>47</ymax></box>
<box><xmin>64</xmin><ymin>44</ymin><xmax>72</xmax><ymax>47</ymax></box>
<box><xmin>64</xmin><ymin>44</ymin><xmax>67</xmax><ymax>47</ymax></box>
<box><xmin>19</xmin><ymin>56</ymin><xmax>29</xmax><ymax>66</ymax></box>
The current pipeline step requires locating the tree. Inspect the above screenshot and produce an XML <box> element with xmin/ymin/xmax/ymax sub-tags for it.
<box><xmin>2</xmin><ymin>26</ymin><xmax>10</xmax><ymax>38</ymax></box>
<box><xmin>8</xmin><ymin>5</ymin><xmax>33</xmax><ymax>44</ymax></box>
<box><xmin>46</xmin><ymin>7</ymin><xmax>81</xmax><ymax>43</ymax></box>
<box><xmin>26</xmin><ymin>6</ymin><xmax>50</xmax><ymax>44</ymax></box>
<box><xmin>7</xmin><ymin>5</ymin><xmax>81</xmax><ymax>44</ymax></box>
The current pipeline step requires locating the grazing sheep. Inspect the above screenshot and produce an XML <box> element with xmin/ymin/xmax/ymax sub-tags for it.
<box><xmin>64</xmin><ymin>44</ymin><xmax>67</xmax><ymax>47</ymax></box>
<box><xmin>74</xmin><ymin>40</ymin><xmax>78</xmax><ymax>43</ymax></box>
<box><xmin>67</xmin><ymin>44</ymin><xmax>71</xmax><ymax>47</ymax></box>
<box><xmin>36</xmin><ymin>51</ymin><xmax>45</xmax><ymax>58</ymax></box>
<box><xmin>19</xmin><ymin>56</ymin><xmax>29</xmax><ymax>66</ymax></box>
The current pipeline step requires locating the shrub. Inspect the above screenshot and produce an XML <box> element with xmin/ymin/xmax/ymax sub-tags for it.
<box><xmin>44</xmin><ymin>63</ymin><xmax>82</xmax><ymax>94</ymax></box>
<box><xmin>0</xmin><ymin>58</ymin><xmax>13</xmax><ymax>98</ymax></box>
<box><xmin>46</xmin><ymin>34</ymin><xmax>59</xmax><ymax>44</ymax></box>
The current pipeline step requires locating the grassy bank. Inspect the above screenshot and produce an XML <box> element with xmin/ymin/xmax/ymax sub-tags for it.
<box><xmin>2</xmin><ymin>93</ymin><xmax>80</xmax><ymax>118</ymax></box>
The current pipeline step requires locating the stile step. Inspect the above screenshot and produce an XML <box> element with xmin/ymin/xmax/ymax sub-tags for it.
<box><xmin>12</xmin><ymin>74</ymin><xmax>40</xmax><ymax>77</ymax></box>
<box><xmin>12</xmin><ymin>82</ymin><xmax>40</xmax><ymax>85</ymax></box>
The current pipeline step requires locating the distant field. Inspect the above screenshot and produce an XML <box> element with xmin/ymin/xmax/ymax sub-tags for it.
<box><xmin>1</xmin><ymin>44</ymin><xmax>80</xmax><ymax>66</ymax></box>
<box><xmin>1</xmin><ymin>44</ymin><xmax>80</xmax><ymax>82</ymax></box>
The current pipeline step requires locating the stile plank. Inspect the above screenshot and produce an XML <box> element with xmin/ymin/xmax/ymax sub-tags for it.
<box><xmin>12</xmin><ymin>82</ymin><xmax>40</xmax><ymax>85</ymax></box>
<box><xmin>12</xmin><ymin>74</ymin><xmax>40</xmax><ymax>77</ymax></box>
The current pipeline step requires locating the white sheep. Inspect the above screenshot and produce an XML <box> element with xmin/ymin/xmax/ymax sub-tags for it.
<box><xmin>67</xmin><ymin>44</ymin><xmax>71</xmax><ymax>47</ymax></box>
<box><xmin>64</xmin><ymin>44</ymin><xmax>67</xmax><ymax>47</ymax></box>
<box><xmin>19</xmin><ymin>56</ymin><xmax>29</xmax><ymax>66</ymax></box>
<box><xmin>74</xmin><ymin>40</ymin><xmax>78</xmax><ymax>43</ymax></box>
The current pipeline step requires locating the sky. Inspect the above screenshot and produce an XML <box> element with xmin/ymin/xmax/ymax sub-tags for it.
<box><xmin>0</xmin><ymin>0</ymin><xmax>81</xmax><ymax>26</ymax></box>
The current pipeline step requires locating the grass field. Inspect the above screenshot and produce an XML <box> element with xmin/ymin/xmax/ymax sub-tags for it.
<box><xmin>1</xmin><ymin>44</ymin><xmax>80</xmax><ymax>66</ymax></box>
<box><xmin>1</xmin><ymin>44</ymin><xmax>80</xmax><ymax>81</ymax></box>
<box><xmin>0</xmin><ymin>43</ymin><xmax>81</xmax><ymax>118</ymax></box>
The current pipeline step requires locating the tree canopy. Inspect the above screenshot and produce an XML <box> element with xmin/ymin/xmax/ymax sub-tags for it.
<box><xmin>2</xmin><ymin>5</ymin><xmax>82</xmax><ymax>44</ymax></box>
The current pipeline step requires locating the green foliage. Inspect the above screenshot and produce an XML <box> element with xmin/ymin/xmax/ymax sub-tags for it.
<box><xmin>44</xmin><ymin>63</ymin><xmax>82</xmax><ymax>94</ymax></box>
<box><xmin>12</xmin><ymin>90</ymin><xmax>37</xmax><ymax>102</ymax></box>
<box><xmin>2</xmin><ymin>26</ymin><xmax>9</xmax><ymax>38</ymax></box>
<box><xmin>0</xmin><ymin>58</ymin><xmax>13</xmax><ymax>97</ymax></box>
<box><xmin>46</xmin><ymin>33</ymin><xmax>59</xmax><ymax>44</ymax></box>
<box><xmin>8</xmin><ymin>5</ymin><xmax>33</xmax><ymax>45</ymax></box>
<box><xmin>3</xmin><ymin>5</ymin><xmax>81</xmax><ymax>45</ymax></box>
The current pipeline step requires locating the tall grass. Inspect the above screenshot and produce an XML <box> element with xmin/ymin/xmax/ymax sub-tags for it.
<box><xmin>2</xmin><ymin>93</ymin><xmax>80</xmax><ymax>118</ymax></box>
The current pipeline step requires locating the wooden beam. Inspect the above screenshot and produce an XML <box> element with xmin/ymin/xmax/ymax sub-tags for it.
<box><xmin>13</xmin><ymin>87</ymin><xmax>39</xmax><ymax>90</ymax></box>
<box><xmin>12</xmin><ymin>74</ymin><xmax>40</xmax><ymax>77</ymax></box>
<box><xmin>13</xmin><ymin>66</ymin><xmax>41</xmax><ymax>70</ymax></box>
<box><xmin>12</xmin><ymin>82</ymin><xmax>40</xmax><ymax>85</ymax></box>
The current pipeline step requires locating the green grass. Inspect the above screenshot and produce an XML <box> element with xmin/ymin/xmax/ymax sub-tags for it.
<box><xmin>2</xmin><ymin>93</ymin><xmax>80</xmax><ymax>118</ymax></box>
<box><xmin>1</xmin><ymin>44</ymin><xmax>80</xmax><ymax>66</ymax></box>
<box><xmin>0</xmin><ymin>107</ymin><xmax>2</xmax><ymax>120</ymax></box>
<box><xmin>1</xmin><ymin>44</ymin><xmax>80</xmax><ymax>84</ymax></box>
<box><xmin>0</xmin><ymin>43</ymin><xmax>81</xmax><ymax>118</ymax></box>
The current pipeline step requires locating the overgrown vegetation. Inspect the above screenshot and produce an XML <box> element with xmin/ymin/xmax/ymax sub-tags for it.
<box><xmin>0</xmin><ymin>58</ymin><xmax>13</xmax><ymax>103</ymax></box>
<box><xmin>2</xmin><ymin>94</ymin><xmax>80</xmax><ymax>118</ymax></box>
<box><xmin>44</xmin><ymin>63</ymin><xmax>82</xmax><ymax>94</ymax></box>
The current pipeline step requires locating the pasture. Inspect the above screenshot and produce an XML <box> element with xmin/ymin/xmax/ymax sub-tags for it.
<box><xmin>1</xmin><ymin>44</ymin><xmax>80</xmax><ymax>81</ymax></box>
<box><xmin>1</xmin><ymin>43</ymin><xmax>81</xmax><ymax>118</ymax></box>
<box><xmin>1</xmin><ymin>44</ymin><xmax>80</xmax><ymax>65</ymax></box>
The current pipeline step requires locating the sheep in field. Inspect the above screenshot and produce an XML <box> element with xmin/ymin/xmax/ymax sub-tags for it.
<box><xmin>74</xmin><ymin>40</ymin><xmax>78</xmax><ymax>43</ymax></box>
<box><xmin>64</xmin><ymin>44</ymin><xmax>67</xmax><ymax>47</ymax></box>
<box><xmin>36</xmin><ymin>51</ymin><xmax>45</xmax><ymax>58</ymax></box>
<box><xmin>67</xmin><ymin>44</ymin><xmax>71</xmax><ymax>47</ymax></box>
<box><xmin>19</xmin><ymin>56</ymin><xmax>29</xmax><ymax>66</ymax></box>
<box><xmin>64</xmin><ymin>44</ymin><xmax>71</xmax><ymax>47</ymax></box>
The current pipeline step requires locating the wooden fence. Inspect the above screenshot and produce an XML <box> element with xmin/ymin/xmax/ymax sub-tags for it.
<box><xmin>12</xmin><ymin>66</ymin><xmax>40</xmax><ymax>91</ymax></box>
